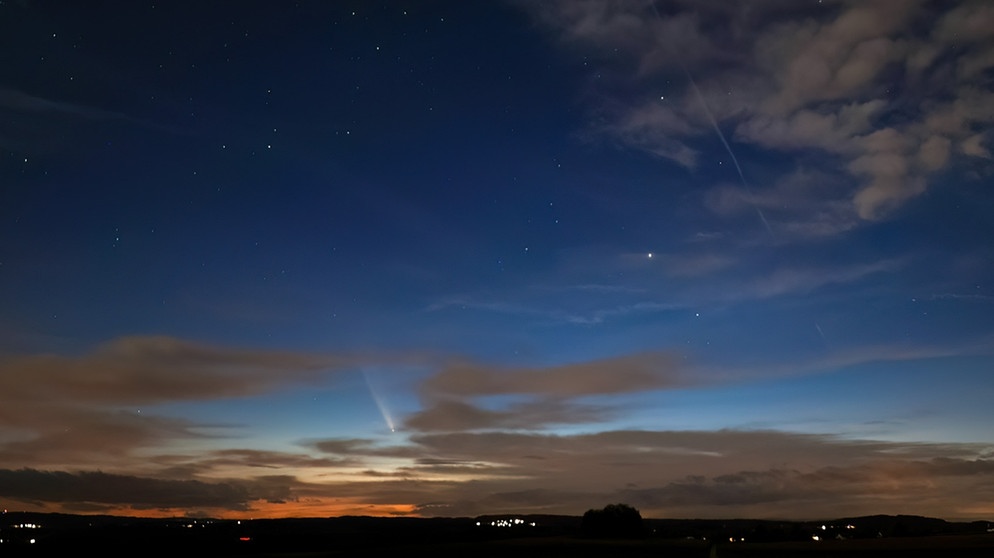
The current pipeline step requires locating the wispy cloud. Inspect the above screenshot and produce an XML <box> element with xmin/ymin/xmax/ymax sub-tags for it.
<box><xmin>0</xmin><ymin>87</ymin><xmax>129</xmax><ymax>120</ymax></box>
<box><xmin>931</xmin><ymin>292</ymin><xmax>994</xmax><ymax>303</ymax></box>
<box><xmin>427</xmin><ymin>294</ymin><xmax>683</xmax><ymax>326</ymax></box>
<box><xmin>699</xmin><ymin>334</ymin><xmax>994</xmax><ymax>385</ymax></box>
<box><xmin>706</xmin><ymin>168</ymin><xmax>860</xmax><ymax>238</ymax></box>
<box><xmin>740</xmin><ymin>258</ymin><xmax>904</xmax><ymax>300</ymax></box>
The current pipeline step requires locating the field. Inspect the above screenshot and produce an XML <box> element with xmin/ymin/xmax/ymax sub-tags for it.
<box><xmin>2</xmin><ymin>512</ymin><xmax>991</xmax><ymax>557</ymax></box>
<box><xmin>293</xmin><ymin>534</ymin><xmax>994</xmax><ymax>558</ymax></box>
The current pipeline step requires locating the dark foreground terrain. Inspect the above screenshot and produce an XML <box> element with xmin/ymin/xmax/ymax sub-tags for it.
<box><xmin>1</xmin><ymin>511</ymin><xmax>991</xmax><ymax>557</ymax></box>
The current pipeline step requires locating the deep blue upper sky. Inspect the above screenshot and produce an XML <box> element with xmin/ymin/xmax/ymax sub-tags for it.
<box><xmin>1</xmin><ymin>0</ymin><xmax>993</xmax><ymax>520</ymax></box>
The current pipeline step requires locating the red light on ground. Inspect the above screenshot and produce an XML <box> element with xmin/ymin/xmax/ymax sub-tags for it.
<box><xmin>239</xmin><ymin>537</ymin><xmax>251</xmax><ymax>541</ymax></box>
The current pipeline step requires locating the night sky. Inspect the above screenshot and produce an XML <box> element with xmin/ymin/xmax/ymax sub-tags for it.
<box><xmin>2</xmin><ymin>0</ymin><xmax>993</xmax><ymax>520</ymax></box>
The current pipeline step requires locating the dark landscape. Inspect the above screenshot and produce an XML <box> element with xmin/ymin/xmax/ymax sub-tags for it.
<box><xmin>2</xmin><ymin>511</ymin><xmax>992</xmax><ymax>557</ymax></box>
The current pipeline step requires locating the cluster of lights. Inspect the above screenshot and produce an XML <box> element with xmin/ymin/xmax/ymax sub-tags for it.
<box><xmin>475</xmin><ymin>518</ymin><xmax>537</xmax><ymax>528</ymax></box>
<box><xmin>2</xmin><ymin>527</ymin><xmax>40</xmax><ymax>546</ymax></box>
<box><xmin>1</xmin><ymin>522</ymin><xmax>42</xmax><ymax>545</ymax></box>
<box><xmin>812</xmin><ymin>524</ymin><xmax>857</xmax><ymax>542</ymax></box>
<box><xmin>819</xmin><ymin>523</ymin><xmax>856</xmax><ymax>531</ymax></box>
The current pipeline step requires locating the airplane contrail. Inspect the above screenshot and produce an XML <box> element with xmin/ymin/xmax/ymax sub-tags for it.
<box><xmin>684</xmin><ymin>70</ymin><xmax>773</xmax><ymax>237</ymax></box>
<box><xmin>647</xmin><ymin>1</ymin><xmax>773</xmax><ymax>237</ymax></box>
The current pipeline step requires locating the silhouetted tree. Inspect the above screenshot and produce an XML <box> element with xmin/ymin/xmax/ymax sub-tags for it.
<box><xmin>581</xmin><ymin>503</ymin><xmax>644</xmax><ymax>538</ymax></box>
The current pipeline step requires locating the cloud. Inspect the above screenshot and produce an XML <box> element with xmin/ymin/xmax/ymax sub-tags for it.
<box><xmin>961</xmin><ymin>133</ymin><xmax>991</xmax><ymax>158</ymax></box>
<box><xmin>598</xmin><ymin>100</ymin><xmax>701</xmax><ymax>167</ymax></box>
<box><xmin>0</xmin><ymin>468</ymin><xmax>282</xmax><ymax>512</ymax></box>
<box><xmin>761</xmin><ymin>2</ymin><xmax>917</xmax><ymax>112</ymax></box>
<box><xmin>398</xmin><ymin>352</ymin><xmax>681</xmax><ymax>432</ymax></box>
<box><xmin>429</xmin><ymin>248</ymin><xmax>906</xmax><ymax>334</ymax></box>
<box><xmin>742</xmin><ymin>258</ymin><xmax>903</xmax><ymax>300</ymax></box>
<box><xmin>4</xmin><ymin>337</ymin><xmax>991</xmax><ymax>519</ymax></box>
<box><xmin>404</xmin><ymin>398</ymin><xmax>610</xmax><ymax>432</ymax></box>
<box><xmin>618</xmin><ymin>457</ymin><xmax>994</xmax><ymax>517</ymax></box>
<box><xmin>697</xmin><ymin>335</ymin><xmax>994</xmax><ymax>389</ymax></box>
<box><xmin>419</xmin><ymin>352</ymin><xmax>680</xmax><ymax>399</ymax></box>
<box><xmin>305</xmin><ymin>428</ymin><xmax>994</xmax><ymax>519</ymax></box>
<box><xmin>8</xmin><ymin>427</ymin><xmax>994</xmax><ymax>519</ymax></box>
<box><xmin>637</xmin><ymin>252</ymin><xmax>736</xmax><ymax>278</ymax></box>
<box><xmin>639</xmin><ymin>254</ymin><xmax>905</xmax><ymax>307</ymax></box>
<box><xmin>0</xmin><ymin>336</ymin><xmax>357</xmax><ymax>469</ymax></box>
<box><xmin>0</xmin><ymin>407</ymin><xmax>204</xmax><ymax>470</ymax></box>
<box><xmin>934</xmin><ymin>1</ymin><xmax>994</xmax><ymax>44</ymax></box>
<box><xmin>429</xmin><ymin>292</ymin><xmax>683</xmax><ymax>326</ymax></box>
<box><xmin>919</xmin><ymin>135</ymin><xmax>952</xmax><ymax>171</ymax></box>
<box><xmin>734</xmin><ymin>99</ymin><xmax>887</xmax><ymax>153</ymax></box>
<box><xmin>518</xmin><ymin>0</ymin><xmax>994</xmax><ymax>227</ymax></box>
<box><xmin>171</xmin><ymin>449</ymin><xmax>357</xmax><ymax>472</ymax></box>
<box><xmin>0</xmin><ymin>338</ymin><xmax>683</xmax><ymax>472</ymax></box>
<box><xmin>0</xmin><ymin>335</ymin><xmax>347</xmax><ymax>405</ymax></box>
<box><xmin>705</xmin><ymin>167</ymin><xmax>859</xmax><ymax>238</ymax></box>
<box><xmin>312</xmin><ymin>438</ymin><xmax>383</xmax><ymax>456</ymax></box>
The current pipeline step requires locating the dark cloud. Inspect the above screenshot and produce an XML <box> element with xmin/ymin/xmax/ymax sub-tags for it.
<box><xmin>403</xmin><ymin>398</ymin><xmax>610</xmax><ymax>432</ymax></box>
<box><xmin>15</xmin><ymin>427</ymin><xmax>987</xmax><ymax>518</ymax></box>
<box><xmin>0</xmin><ymin>468</ymin><xmax>282</xmax><ymax>511</ymax></box>
<box><xmin>310</xmin><ymin>438</ymin><xmax>427</xmax><ymax>461</ymax></box>
<box><xmin>311</xmin><ymin>438</ymin><xmax>380</xmax><ymax>456</ymax></box>
<box><xmin>183</xmin><ymin>449</ymin><xmax>357</xmax><ymax>471</ymax></box>
<box><xmin>616</xmin><ymin>457</ymin><xmax>994</xmax><ymax>516</ymax></box>
<box><xmin>299</xmin><ymin>429</ymin><xmax>994</xmax><ymax>518</ymax></box>
<box><xmin>0</xmin><ymin>336</ymin><xmax>360</xmax><ymax>470</ymax></box>
<box><xmin>0</xmin><ymin>335</ymin><xmax>349</xmax><ymax>405</ymax></box>
<box><xmin>420</xmin><ymin>352</ymin><xmax>681</xmax><ymax>399</ymax></box>
<box><xmin>0</xmin><ymin>407</ymin><xmax>204</xmax><ymax>469</ymax></box>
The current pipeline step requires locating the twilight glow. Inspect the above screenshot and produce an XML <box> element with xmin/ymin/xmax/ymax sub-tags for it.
<box><xmin>1</xmin><ymin>0</ymin><xmax>993</xmax><ymax>521</ymax></box>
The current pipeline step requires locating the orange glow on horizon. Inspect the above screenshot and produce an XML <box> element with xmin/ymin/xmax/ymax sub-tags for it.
<box><xmin>7</xmin><ymin>499</ymin><xmax>420</xmax><ymax>520</ymax></box>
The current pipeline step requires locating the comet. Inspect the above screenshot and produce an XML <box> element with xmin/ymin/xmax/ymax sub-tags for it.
<box><xmin>362</xmin><ymin>368</ymin><xmax>396</xmax><ymax>433</ymax></box>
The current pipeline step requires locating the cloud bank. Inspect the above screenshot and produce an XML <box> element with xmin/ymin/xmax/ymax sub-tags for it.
<box><xmin>0</xmin><ymin>336</ymin><xmax>350</xmax><ymax>470</ymax></box>
<box><xmin>1</xmin><ymin>335</ymin><xmax>991</xmax><ymax>520</ymax></box>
